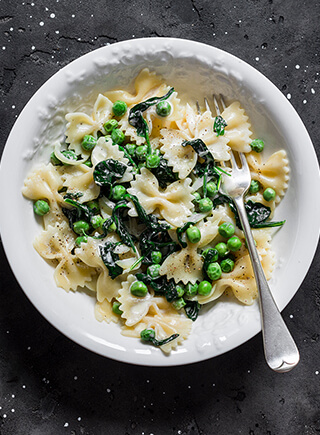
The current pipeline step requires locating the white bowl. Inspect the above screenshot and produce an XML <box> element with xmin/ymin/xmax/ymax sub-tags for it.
<box><xmin>1</xmin><ymin>38</ymin><xmax>319</xmax><ymax>366</ymax></box>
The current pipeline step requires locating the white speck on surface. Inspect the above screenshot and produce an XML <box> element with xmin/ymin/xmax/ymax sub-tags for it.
<box><xmin>311</xmin><ymin>88</ymin><xmax>315</xmax><ymax>94</ymax></box>
<box><xmin>2</xmin><ymin>47</ymin><xmax>6</xmax><ymax>50</ymax></box>
<box><xmin>27</xmin><ymin>346</ymin><xmax>31</xmax><ymax>350</ymax></box>
<box><xmin>50</xmin><ymin>13</ymin><xmax>55</xmax><ymax>18</ymax></box>
<box><xmin>289</xmin><ymin>314</ymin><xmax>293</xmax><ymax>318</ymax></box>
<box><xmin>71</xmin><ymin>14</ymin><xmax>75</xmax><ymax>18</ymax></box>
<box><xmin>295</xmin><ymin>64</ymin><xmax>300</xmax><ymax>69</ymax></box>
<box><xmin>22</xmin><ymin>385</ymin><xmax>26</xmax><ymax>389</ymax></box>
<box><xmin>78</xmin><ymin>417</ymin><xmax>81</xmax><ymax>421</ymax></box>
<box><xmin>11</xmin><ymin>409</ymin><xmax>15</xmax><ymax>413</ymax></box>
<box><xmin>255</xmin><ymin>57</ymin><xmax>259</xmax><ymax>61</ymax></box>
<box><xmin>10</xmin><ymin>27</ymin><xmax>13</xmax><ymax>31</ymax></box>
<box><xmin>248</xmin><ymin>369</ymin><xmax>251</xmax><ymax>373</ymax></box>
<box><xmin>106</xmin><ymin>388</ymin><xmax>111</xmax><ymax>393</ymax></box>
<box><xmin>303</xmin><ymin>99</ymin><xmax>307</xmax><ymax>104</ymax></box>
<box><xmin>39</xmin><ymin>21</ymin><xmax>44</xmax><ymax>26</ymax></box>
<box><xmin>64</xmin><ymin>423</ymin><xmax>69</xmax><ymax>427</ymax></box>
<box><xmin>31</xmin><ymin>46</ymin><xmax>35</xmax><ymax>50</ymax></box>
<box><xmin>3</xmin><ymin>414</ymin><xmax>7</xmax><ymax>418</ymax></box>
<box><xmin>11</xmin><ymin>394</ymin><xmax>15</xmax><ymax>398</ymax></box>
<box><xmin>6</xmin><ymin>330</ymin><xmax>9</xmax><ymax>334</ymax></box>
<box><xmin>287</xmin><ymin>93</ymin><xmax>291</xmax><ymax>100</ymax></box>
<box><xmin>12</xmin><ymin>105</ymin><xmax>15</xmax><ymax>109</ymax></box>
<box><xmin>188</xmin><ymin>385</ymin><xmax>191</xmax><ymax>389</ymax></box>
<box><xmin>225</xmin><ymin>31</ymin><xmax>228</xmax><ymax>34</ymax></box>
<box><xmin>315</xmin><ymin>371</ymin><xmax>319</xmax><ymax>375</ymax></box>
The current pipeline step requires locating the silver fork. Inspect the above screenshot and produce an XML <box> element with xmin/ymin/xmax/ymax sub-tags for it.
<box><xmin>206</xmin><ymin>95</ymin><xmax>300</xmax><ymax>372</ymax></box>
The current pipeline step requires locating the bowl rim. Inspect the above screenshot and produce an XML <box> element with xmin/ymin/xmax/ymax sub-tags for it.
<box><xmin>1</xmin><ymin>37</ymin><xmax>320</xmax><ymax>367</ymax></box>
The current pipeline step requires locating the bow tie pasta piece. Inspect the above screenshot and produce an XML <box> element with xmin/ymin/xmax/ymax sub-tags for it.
<box><xmin>61</xmin><ymin>165</ymin><xmax>100</xmax><ymax>203</ymax></box>
<box><xmin>22</xmin><ymin>163</ymin><xmax>66</xmax><ymax>227</ymax></box>
<box><xmin>221</xmin><ymin>101</ymin><xmax>253</xmax><ymax>153</ymax></box>
<box><xmin>34</xmin><ymin>221</ymin><xmax>95</xmax><ymax>291</ymax></box>
<box><xmin>160</xmin><ymin>128</ymin><xmax>197</xmax><ymax>179</ymax></box>
<box><xmin>176</xmin><ymin>104</ymin><xmax>230</xmax><ymax>161</ymax></box>
<box><xmin>127</xmin><ymin>167</ymin><xmax>194</xmax><ymax>227</ymax></box>
<box><xmin>91</xmin><ymin>137</ymin><xmax>133</xmax><ymax>183</ymax></box>
<box><xmin>65</xmin><ymin>94</ymin><xmax>113</xmax><ymax>151</ymax></box>
<box><xmin>95</xmin><ymin>299</ymin><xmax>120</xmax><ymax>324</ymax></box>
<box><xmin>247</xmin><ymin>150</ymin><xmax>290</xmax><ymax>205</ymax></box>
<box><xmin>117</xmin><ymin>275</ymin><xmax>154</xmax><ymax>327</ymax></box>
<box><xmin>75</xmin><ymin>236</ymin><xmax>128</xmax><ymax>303</ymax></box>
<box><xmin>159</xmin><ymin>206</ymin><xmax>231</xmax><ymax>285</ymax></box>
<box><xmin>104</xmin><ymin>68</ymin><xmax>165</xmax><ymax>106</ymax></box>
<box><xmin>208</xmin><ymin>228</ymin><xmax>275</xmax><ymax>305</ymax></box>
<box><xmin>121</xmin><ymin>297</ymin><xmax>193</xmax><ymax>353</ymax></box>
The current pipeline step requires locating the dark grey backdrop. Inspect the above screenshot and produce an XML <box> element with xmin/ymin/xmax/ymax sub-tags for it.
<box><xmin>0</xmin><ymin>1</ymin><xmax>319</xmax><ymax>434</ymax></box>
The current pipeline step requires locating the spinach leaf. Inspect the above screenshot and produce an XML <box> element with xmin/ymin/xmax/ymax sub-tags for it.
<box><xmin>183</xmin><ymin>138</ymin><xmax>220</xmax><ymax>179</ymax></box>
<box><xmin>212</xmin><ymin>193</ymin><xmax>230</xmax><ymax>209</ymax></box>
<box><xmin>229</xmin><ymin>200</ymin><xmax>286</xmax><ymax>229</ymax></box>
<box><xmin>184</xmin><ymin>301</ymin><xmax>201</xmax><ymax>321</ymax></box>
<box><xmin>141</xmin><ymin>329</ymin><xmax>179</xmax><ymax>347</ymax></box>
<box><xmin>128</xmin><ymin>88</ymin><xmax>174</xmax><ymax>149</ymax></box>
<box><xmin>93</xmin><ymin>158</ymin><xmax>127</xmax><ymax>196</ymax></box>
<box><xmin>62</xmin><ymin>198</ymin><xmax>95</xmax><ymax>232</ymax></box>
<box><xmin>213</xmin><ymin>115</ymin><xmax>227</xmax><ymax>136</ymax></box>
<box><xmin>99</xmin><ymin>242</ymin><xmax>123</xmax><ymax>279</ymax></box>
<box><xmin>135</xmin><ymin>273</ymin><xmax>178</xmax><ymax>302</ymax></box>
<box><xmin>63</xmin><ymin>192</ymin><xmax>84</xmax><ymax>200</ymax></box>
<box><xmin>112</xmin><ymin>201</ymin><xmax>136</xmax><ymax>252</ymax></box>
<box><xmin>150</xmin><ymin>156</ymin><xmax>178</xmax><ymax>189</ymax></box>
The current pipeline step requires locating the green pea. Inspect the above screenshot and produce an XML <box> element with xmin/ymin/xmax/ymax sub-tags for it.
<box><xmin>147</xmin><ymin>264</ymin><xmax>161</xmax><ymax>278</ymax></box>
<box><xmin>263</xmin><ymin>187</ymin><xmax>276</xmax><ymax>201</ymax></box>
<box><xmin>220</xmin><ymin>258</ymin><xmax>235</xmax><ymax>273</ymax></box>
<box><xmin>192</xmin><ymin>192</ymin><xmax>201</xmax><ymax>202</ymax></box>
<box><xmin>206</xmin><ymin>262</ymin><xmax>222</xmax><ymax>281</ymax></box>
<box><xmin>104</xmin><ymin>119</ymin><xmax>118</xmax><ymax>133</ymax></box>
<box><xmin>227</xmin><ymin>236</ymin><xmax>242</xmax><ymax>252</ymax></box>
<box><xmin>198</xmin><ymin>280</ymin><xmax>212</xmax><ymax>296</ymax></box>
<box><xmin>140</xmin><ymin>328</ymin><xmax>155</xmax><ymax>341</ymax></box>
<box><xmin>135</xmin><ymin>145</ymin><xmax>148</xmax><ymax>161</ymax></box>
<box><xmin>111</xmin><ymin>128</ymin><xmax>125</xmax><ymax>144</ymax></box>
<box><xmin>125</xmin><ymin>143</ymin><xmax>137</xmax><ymax>156</ymax></box>
<box><xmin>146</xmin><ymin>154</ymin><xmax>161</xmax><ymax>169</ymax></box>
<box><xmin>87</xmin><ymin>200</ymin><xmax>100</xmax><ymax>213</ymax></box>
<box><xmin>206</xmin><ymin>181</ymin><xmax>217</xmax><ymax>197</ymax></box>
<box><xmin>84</xmin><ymin>159</ymin><xmax>93</xmax><ymax>167</ymax></box>
<box><xmin>61</xmin><ymin>149</ymin><xmax>77</xmax><ymax>164</ymax></box>
<box><xmin>112</xmin><ymin>185</ymin><xmax>126</xmax><ymax>201</ymax></box>
<box><xmin>112</xmin><ymin>100</ymin><xmax>127</xmax><ymax>117</ymax></box>
<box><xmin>184</xmin><ymin>282</ymin><xmax>198</xmax><ymax>298</ymax></box>
<box><xmin>175</xmin><ymin>285</ymin><xmax>185</xmax><ymax>297</ymax></box>
<box><xmin>249</xmin><ymin>180</ymin><xmax>260</xmax><ymax>194</ymax></box>
<box><xmin>250</xmin><ymin>139</ymin><xmax>265</xmax><ymax>153</ymax></box>
<box><xmin>50</xmin><ymin>151</ymin><xmax>61</xmax><ymax>165</ymax></box>
<box><xmin>172</xmin><ymin>297</ymin><xmax>186</xmax><ymax>310</ymax></box>
<box><xmin>33</xmin><ymin>199</ymin><xmax>50</xmax><ymax>216</ymax></box>
<box><xmin>112</xmin><ymin>301</ymin><xmax>123</xmax><ymax>315</ymax></box>
<box><xmin>91</xmin><ymin>215</ymin><xmax>105</xmax><ymax>229</ymax></box>
<box><xmin>75</xmin><ymin>235</ymin><xmax>88</xmax><ymax>247</ymax></box>
<box><xmin>218</xmin><ymin>222</ymin><xmax>235</xmax><ymax>238</ymax></box>
<box><xmin>215</xmin><ymin>242</ymin><xmax>229</xmax><ymax>258</ymax></box>
<box><xmin>186</xmin><ymin>226</ymin><xmax>201</xmax><ymax>244</ymax></box>
<box><xmin>81</xmin><ymin>134</ymin><xmax>97</xmax><ymax>151</ymax></box>
<box><xmin>151</xmin><ymin>251</ymin><xmax>162</xmax><ymax>264</ymax></box>
<box><xmin>156</xmin><ymin>101</ymin><xmax>171</xmax><ymax>117</ymax></box>
<box><xmin>130</xmin><ymin>281</ymin><xmax>148</xmax><ymax>297</ymax></box>
<box><xmin>73</xmin><ymin>220</ymin><xmax>90</xmax><ymax>235</ymax></box>
<box><xmin>198</xmin><ymin>197</ymin><xmax>213</xmax><ymax>212</ymax></box>
<box><xmin>108</xmin><ymin>222</ymin><xmax>116</xmax><ymax>232</ymax></box>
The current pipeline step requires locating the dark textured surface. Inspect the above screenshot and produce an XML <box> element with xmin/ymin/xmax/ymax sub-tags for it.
<box><xmin>0</xmin><ymin>1</ymin><xmax>319</xmax><ymax>434</ymax></box>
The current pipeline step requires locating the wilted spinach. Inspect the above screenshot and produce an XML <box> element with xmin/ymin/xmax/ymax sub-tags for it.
<box><xmin>62</xmin><ymin>198</ymin><xmax>95</xmax><ymax>232</ymax></box>
<box><xmin>141</xmin><ymin>329</ymin><xmax>179</xmax><ymax>347</ymax></box>
<box><xmin>213</xmin><ymin>115</ymin><xmax>227</xmax><ymax>136</ymax></box>
<box><xmin>184</xmin><ymin>300</ymin><xmax>201</xmax><ymax>321</ymax></box>
<box><xmin>229</xmin><ymin>200</ymin><xmax>286</xmax><ymax>229</ymax></box>
<box><xmin>135</xmin><ymin>273</ymin><xmax>178</xmax><ymax>302</ymax></box>
<box><xmin>112</xmin><ymin>201</ymin><xmax>136</xmax><ymax>252</ymax></box>
<box><xmin>93</xmin><ymin>158</ymin><xmax>127</xmax><ymax>196</ymax></box>
<box><xmin>99</xmin><ymin>242</ymin><xmax>123</xmax><ymax>279</ymax></box>
<box><xmin>128</xmin><ymin>88</ymin><xmax>174</xmax><ymax>152</ymax></box>
<box><xmin>150</xmin><ymin>156</ymin><xmax>178</xmax><ymax>189</ymax></box>
<box><xmin>176</xmin><ymin>221</ymin><xmax>194</xmax><ymax>248</ymax></box>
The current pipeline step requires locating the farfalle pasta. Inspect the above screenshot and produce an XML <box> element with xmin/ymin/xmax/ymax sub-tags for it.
<box><xmin>22</xmin><ymin>69</ymin><xmax>289</xmax><ymax>353</ymax></box>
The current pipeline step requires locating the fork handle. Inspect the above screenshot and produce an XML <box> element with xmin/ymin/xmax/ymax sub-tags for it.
<box><xmin>234</xmin><ymin>197</ymin><xmax>300</xmax><ymax>373</ymax></box>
